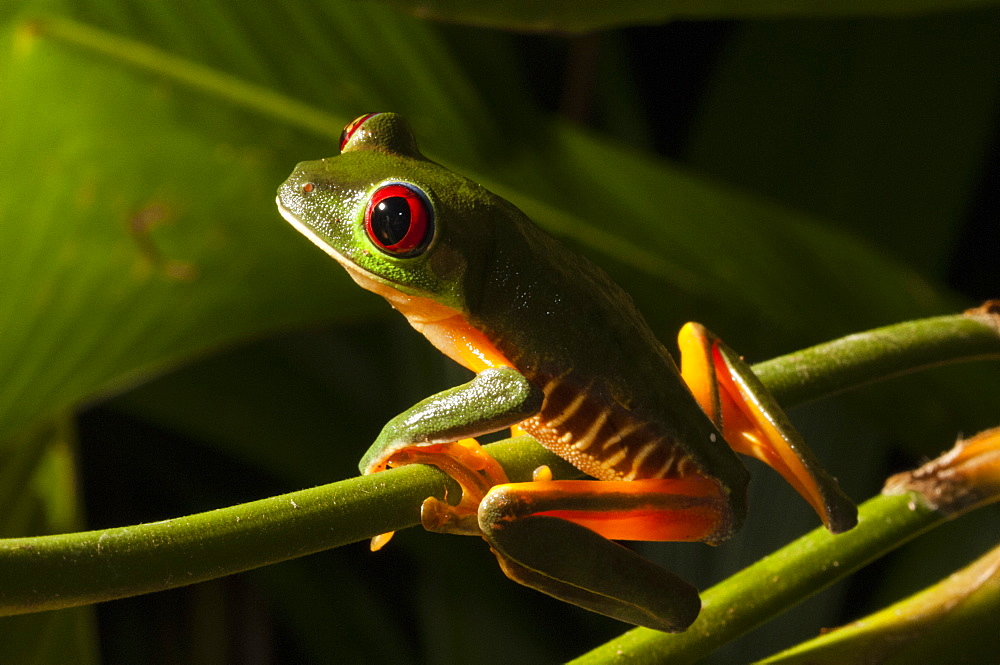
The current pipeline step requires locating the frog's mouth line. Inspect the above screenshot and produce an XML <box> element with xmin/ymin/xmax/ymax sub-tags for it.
<box><xmin>276</xmin><ymin>196</ymin><xmax>457</xmax><ymax>328</ymax></box>
<box><xmin>276</xmin><ymin>197</ymin><xmax>355</xmax><ymax>268</ymax></box>
<box><xmin>276</xmin><ymin>196</ymin><xmax>394</xmax><ymax>290</ymax></box>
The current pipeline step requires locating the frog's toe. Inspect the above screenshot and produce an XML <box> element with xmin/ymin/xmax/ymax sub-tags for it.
<box><xmin>420</xmin><ymin>496</ymin><xmax>481</xmax><ymax>536</ymax></box>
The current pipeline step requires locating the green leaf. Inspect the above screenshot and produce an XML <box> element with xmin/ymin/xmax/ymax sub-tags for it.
<box><xmin>2</xmin><ymin>4</ymin><xmax>963</xmax><ymax>447</ymax></box>
<box><xmin>0</xmin><ymin>11</ymin><xmax>369</xmax><ymax>441</ymax></box>
<box><xmin>688</xmin><ymin>14</ymin><xmax>1000</xmax><ymax>277</ymax></box>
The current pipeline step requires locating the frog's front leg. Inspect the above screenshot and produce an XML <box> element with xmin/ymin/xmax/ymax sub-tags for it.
<box><xmin>360</xmin><ymin>366</ymin><xmax>544</xmax><ymax>540</ymax></box>
<box><xmin>678</xmin><ymin>323</ymin><xmax>858</xmax><ymax>533</ymax></box>
<box><xmin>477</xmin><ymin>475</ymin><xmax>731</xmax><ymax>632</ymax></box>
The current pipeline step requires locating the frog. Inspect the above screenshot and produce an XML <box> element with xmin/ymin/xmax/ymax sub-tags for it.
<box><xmin>276</xmin><ymin>112</ymin><xmax>857</xmax><ymax>632</ymax></box>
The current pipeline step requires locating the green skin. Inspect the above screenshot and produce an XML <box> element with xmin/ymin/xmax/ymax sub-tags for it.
<box><xmin>276</xmin><ymin>113</ymin><xmax>855</xmax><ymax>632</ymax></box>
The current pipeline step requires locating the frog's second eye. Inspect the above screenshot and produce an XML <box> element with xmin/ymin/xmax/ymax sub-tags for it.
<box><xmin>364</xmin><ymin>184</ymin><xmax>434</xmax><ymax>256</ymax></box>
<box><xmin>340</xmin><ymin>113</ymin><xmax>378</xmax><ymax>152</ymax></box>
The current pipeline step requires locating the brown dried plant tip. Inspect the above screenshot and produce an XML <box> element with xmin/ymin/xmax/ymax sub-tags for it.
<box><xmin>964</xmin><ymin>299</ymin><xmax>1000</xmax><ymax>331</ymax></box>
<box><xmin>883</xmin><ymin>426</ymin><xmax>1000</xmax><ymax>516</ymax></box>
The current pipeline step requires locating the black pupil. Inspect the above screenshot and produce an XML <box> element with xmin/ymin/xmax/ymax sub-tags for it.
<box><xmin>372</xmin><ymin>197</ymin><xmax>411</xmax><ymax>246</ymax></box>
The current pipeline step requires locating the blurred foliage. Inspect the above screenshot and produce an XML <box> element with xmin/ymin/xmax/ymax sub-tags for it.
<box><xmin>0</xmin><ymin>0</ymin><xmax>997</xmax><ymax>662</ymax></box>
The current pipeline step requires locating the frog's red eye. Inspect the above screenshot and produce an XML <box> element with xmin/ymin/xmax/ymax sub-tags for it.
<box><xmin>364</xmin><ymin>183</ymin><xmax>434</xmax><ymax>256</ymax></box>
<box><xmin>302</xmin><ymin>182</ymin><xmax>314</xmax><ymax>193</ymax></box>
<box><xmin>339</xmin><ymin>113</ymin><xmax>379</xmax><ymax>152</ymax></box>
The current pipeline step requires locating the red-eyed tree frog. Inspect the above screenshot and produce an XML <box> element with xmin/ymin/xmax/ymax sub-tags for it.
<box><xmin>276</xmin><ymin>113</ymin><xmax>857</xmax><ymax>632</ymax></box>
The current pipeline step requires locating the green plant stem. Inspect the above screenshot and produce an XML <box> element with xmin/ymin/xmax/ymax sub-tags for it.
<box><xmin>753</xmin><ymin>542</ymin><xmax>1000</xmax><ymax>665</ymax></box>
<box><xmin>0</xmin><ymin>313</ymin><xmax>996</xmax><ymax>616</ymax></box>
<box><xmin>569</xmin><ymin>492</ymin><xmax>944</xmax><ymax>665</ymax></box>
<box><xmin>573</xmin><ymin>423</ymin><xmax>1000</xmax><ymax>664</ymax></box>
<box><xmin>754</xmin><ymin>310</ymin><xmax>1000</xmax><ymax>407</ymax></box>
<box><xmin>0</xmin><ymin>437</ymin><xmax>565</xmax><ymax>616</ymax></box>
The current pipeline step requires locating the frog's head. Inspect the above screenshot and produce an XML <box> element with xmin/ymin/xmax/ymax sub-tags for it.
<box><xmin>277</xmin><ymin>112</ymin><xmax>500</xmax><ymax>313</ymax></box>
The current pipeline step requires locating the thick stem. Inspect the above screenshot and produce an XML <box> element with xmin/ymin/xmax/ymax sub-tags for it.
<box><xmin>0</xmin><ymin>311</ymin><xmax>996</xmax><ymax>616</ymax></box>
<box><xmin>572</xmin><ymin>424</ymin><xmax>1000</xmax><ymax>664</ymax></box>
<box><xmin>570</xmin><ymin>492</ymin><xmax>944</xmax><ymax>665</ymax></box>
<box><xmin>754</xmin><ymin>307</ymin><xmax>1000</xmax><ymax>407</ymax></box>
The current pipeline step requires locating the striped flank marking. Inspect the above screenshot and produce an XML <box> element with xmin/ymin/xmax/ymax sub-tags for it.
<box><xmin>522</xmin><ymin>371</ymin><xmax>695</xmax><ymax>482</ymax></box>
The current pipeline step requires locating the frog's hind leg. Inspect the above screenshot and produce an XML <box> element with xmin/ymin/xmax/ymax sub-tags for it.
<box><xmin>487</xmin><ymin>515</ymin><xmax>700</xmax><ymax>633</ymax></box>
<box><xmin>476</xmin><ymin>475</ymin><xmax>730</xmax><ymax>632</ymax></box>
<box><xmin>678</xmin><ymin>322</ymin><xmax>857</xmax><ymax>533</ymax></box>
